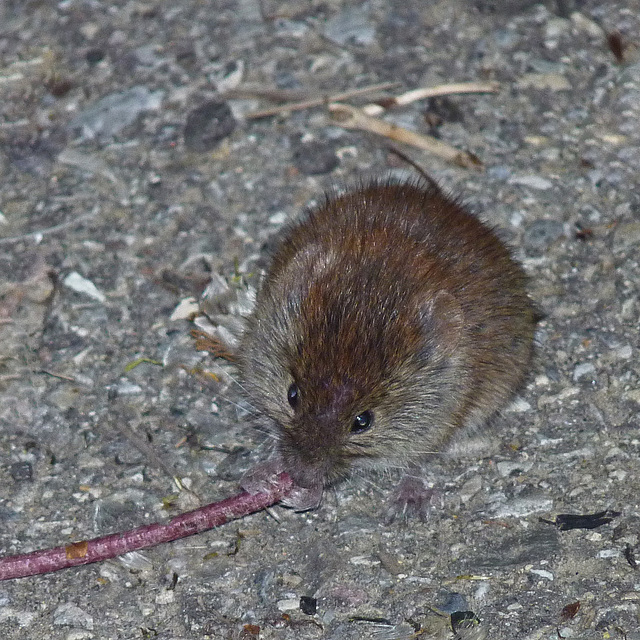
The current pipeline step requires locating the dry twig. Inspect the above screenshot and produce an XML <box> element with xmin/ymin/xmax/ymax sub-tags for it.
<box><xmin>361</xmin><ymin>81</ymin><xmax>500</xmax><ymax>116</ymax></box>
<box><xmin>0</xmin><ymin>206</ymin><xmax>100</xmax><ymax>246</ymax></box>
<box><xmin>244</xmin><ymin>81</ymin><xmax>400</xmax><ymax>119</ymax></box>
<box><xmin>329</xmin><ymin>103</ymin><xmax>481</xmax><ymax>169</ymax></box>
<box><xmin>0</xmin><ymin>473</ymin><xmax>293</xmax><ymax>581</ymax></box>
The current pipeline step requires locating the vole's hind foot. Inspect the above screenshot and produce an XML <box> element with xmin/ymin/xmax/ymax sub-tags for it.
<box><xmin>241</xmin><ymin>457</ymin><xmax>324</xmax><ymax>512</ymax></box>
<box><xmin>384</xmin><ymin>474</ymin><xmax>442</xmax><ymax>524</ymax></box>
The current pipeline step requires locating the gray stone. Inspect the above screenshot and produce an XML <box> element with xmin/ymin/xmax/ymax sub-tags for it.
<box><xmin>183</xmin><ymin>101</ymin><xmax>236</xmax><ymax>152</ymax></box>
<box><xmin>68</xmin><ymin>86</ymin><xmax>164</xmax><ymax>139</ymax></box>
<box><xmin>53</xmin><ymin>604</ymin><xmax>94</xmax><ymax>630</ymax></box>
<box><xmin>524</xmin><ymin>219</ymin><xmax>564</xmax><ymax>252</ymax></box>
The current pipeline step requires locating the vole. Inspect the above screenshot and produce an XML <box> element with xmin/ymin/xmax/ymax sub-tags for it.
<box><xmin>239</xmin><ymin>180</ymin><xmax>536</xmax><ymax>515</ymax></box>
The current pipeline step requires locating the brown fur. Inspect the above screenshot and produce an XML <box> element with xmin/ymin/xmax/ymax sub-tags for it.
<box><xmin>240</xmin><ymin>180</ymin><xmax>536</xmax><ymax>492</ymax></box>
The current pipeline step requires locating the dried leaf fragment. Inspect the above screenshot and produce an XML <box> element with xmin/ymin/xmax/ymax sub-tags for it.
<box><xmin>607</xmin><ymin>31</ymin><xmax>625</xmax><ymax>63</ymax></box>
<box><xmin>540</xmin><ymin>509</ymin><xmax>621</xmax><ymax>531</ymax></box>
<box><xmin>560</xmin><ymin>601</ymin><xmax>581</xmax><ymax>621</ymax></box>
<box><xmin>190</xmin><ymin>329</ymin><xmax>237</xmax><ymax>361</ymax></box>
<box><xmin>624</xmin><ymin>544</ymin><xmax>637</xmax><ymax>569</ymax></box>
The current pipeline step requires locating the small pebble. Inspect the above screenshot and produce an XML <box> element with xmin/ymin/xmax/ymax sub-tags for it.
<box><xmin>510</xmin><ymin>175</ymin><xmax>554</xmax><ymax>190</ymax></box>
<box><xmin>570</xmin><ymin>12</ymin><xmax>604</xmax><ymax>37</ymax></box>
<box><xmin>269</xmin><ymin>211</ymin><xmax>288</xmax><ymax>225</ymax></box>
<box><xmin>85</xmin><ymin>48</ymin><xmax>105</xmax><ymax>64</ymax></box>
<box><xmin>53</xmin><ymin>603</ymin><xmax>94</xmax><ymax>630</ymax></box>
<box><xmin>10</xmin><ymin>461</ymin><xmax>33</xmax><ymax>482</ymax></box>
<box><xmin>66</xmin><ymin>631</ymin><xmax>95</xmax><ymax>640</ymax></box>
<box><xmin>69</xmin><ymin>86</ymin><xmax>163</xmax><ymax>139</ymax></box>
<box><xmin>170</xmin><ymin>297</ymin><xmax>200</xmax><ymax>321</ymax></box>
<box><xmin>614</xmin><ymin>345</ymin><xmax>632</xmax><ymax>359</ymax></box>
<box><xmin>291</xmin><ymin>139</ymin><xmax>339</xmax><ymax>175</ymax></box>
<box><xmin>573</xmin><ymin>362</ymin><xmax>595</xmax><ymax>382</ymax></box>
<box><xmin>324</xmin><ymin>6</ymin><xmax>376</xmax><ymax>46</ymax></box>
<box><xmin>437</xmin><ymin>592</ymin><xmax>469</xmax><ymax>613</ymax></box>
<box><xmin>115</xmin><ymin>380</ymin><xmax>143</xmax><ymax>395</ymax></box>
<box><xmin>63</xmin><ymin>272</ymin><xmax>106</xmax><ymax>303</ymax></box>
<box><xmin>529</xmin><ymin>568</ymin><xmax>554</xmax><ymax>580</ymax></box>
<box><xmin>496</xmin><ymin>460</ymin><xmax>533</xmax><ymax>477</ymax></box>
<box><xmin>524</xmin><ymin>219</ymin><xmax>564</xmax><ymax>252</ymax></box>
<box><xmin>544</xmin><ymin>17</ymin><xmax>570</xmax><ymax>40</ymax></box>
<box><xmin>277</xmin><ymin>598</ymin><xmax>300</xmax><ymax>612</ymax></box>
<box><xmin>184</xmin><ymin>101</ymin><xmax>236</xmax><ymax>152</ymax></box>
<box><xmin>155</xmin><ymin>590</ymin><xmax>175</xmax><ymax>604</ymax></box>
<box><xmin>492</xmin><ymin>495</ymin><xmax>554</xmax><ymax>518</ymax></box>
<box><xmin>613</xmin><ymin>222</ymin><xmax>640</xmax><ymax>249</ymax></box>
<box><xmin>518</xmin><ymin>73</ymin><xmax>571</xmax><ymax>91</ymax></box>
<box><xmin>299</xmin><ymin>596</ymin><xmax>317</xmax><ymax>615</ymax></box>
<box><xmin>459</xmin><ymin>475</ymin><xmax>483</xmax><ymax>502</ymax></box>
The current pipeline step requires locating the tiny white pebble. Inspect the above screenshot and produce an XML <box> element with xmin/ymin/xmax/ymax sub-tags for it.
<box><xmin>573</xmin><ymin>362</ymin><xmax>595</xmax><ymax>382</ymax></box>
<box><xmin>269</xmin><ymin>211</ymin><xmax>288</xmax><ymax>225</ymax></box>
<box><xmin>509</xmin><ymin>175</ymin><xmax>553</xmax><ymax>190</ymax></box>
<box><xmin>609</xmin><ymin>469</ymin><xmax>628</xmax><ymax>482</ymax></box>
<box><xmin>170</xmin><ymin>297</ymin><xmax>200</xmax><ymax>321</ymax></box>
<box><xmin>529</xmin><ymin>568</ymin><xmax>554</xmax><ymax>580</ymax></box>
<box><xmin>155</xmin><ymin>590</ymin><xmax>175</xmax><ymax>605</ymax></box>
<box><xmin>63</xmin><ymin>271</ymin><xmax>106</xmax><ymax>303</ymax></box>
<box><xmin>615</xmin><ymin>345</ymin><xmax>632</xmax><ymax>359</ymax></box>
<box><xmin>474</xmin><ymin>582</ymin><xmax>490</xmax><ymax>600</ymax></box>
<box><xmin>277</xmin><ymin>598</ymin><xmax>300</xmax><ymax>612</ymax></box>
<box><xmin>349</xmin><ymin>555</ymin><xmax>379</xmax><ymax>566</ymax></box>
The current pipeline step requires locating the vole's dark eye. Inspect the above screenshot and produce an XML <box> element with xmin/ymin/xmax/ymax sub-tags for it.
<box><xmin>351</xmin><ymin>410</ymin><xmax>373</xmax><ymax>434</ymax></box>
<box><xmin>287</xmin><ymin>383</ymin><xmax>299</xmax><ymax>408</ymax></box>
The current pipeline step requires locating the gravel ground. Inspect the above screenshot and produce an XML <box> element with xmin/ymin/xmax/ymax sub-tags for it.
<box><xmin>1</xmin><ymin>1</ymin><xmax>640</xmax><ymax>639</ymax></box>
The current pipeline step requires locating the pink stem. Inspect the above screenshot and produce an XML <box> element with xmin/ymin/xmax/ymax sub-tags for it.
<box><xmin>0</xmin><ymin>473</ymin><xmax>293</xmax><ymax>581</ymax></box>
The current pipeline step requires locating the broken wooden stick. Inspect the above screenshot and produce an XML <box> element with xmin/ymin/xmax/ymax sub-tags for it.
<box><xmin>329</xmin><ymin>103</ymin><xmax>481</xmax><ymax>169</ymax></box>
<box><xmin>244</xmin><ymin>81</ymin><xmax>401</xmax><ymax>119</ymax></box>
<box><xmin>361</xmin><ymin>81</ymin><xmax>500</xmax><ymax>116</ymax></box>
<box><xmin>242</xmin><ymin>80</ymin><xmax>499</xmax><ymax>120</ymax></box>
<box><xmin>0</xmin><ymin>472</ymin><xmax>293</xmax><ymax>581</ymax></box>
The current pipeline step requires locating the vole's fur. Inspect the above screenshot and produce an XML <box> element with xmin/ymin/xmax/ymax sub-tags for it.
<box><xmin>240</xmin><ymin>180</ymin><xmax>535</xmax><ymax>504</ymax></box>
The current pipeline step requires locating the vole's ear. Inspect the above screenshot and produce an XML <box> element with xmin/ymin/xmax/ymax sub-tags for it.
<box><xmin>418</xmin><ymin>291</ymin><xmax>465</xmax><ymax>358</ymax></box>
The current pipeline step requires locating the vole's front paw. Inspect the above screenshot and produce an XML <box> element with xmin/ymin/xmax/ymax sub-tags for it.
<box><xmin>280</xmin><ymin>483</ymin><xmax>323</xmax><ymax>512</ymax></box>
<box><xmin>385</xmin><ymin>474</ymin><xmax>442</xmax><ymax>523</ymax></box>
<box><xmin>240</xmin><ymin>458</ymin><xmax>286</xmax><ymax>495</ymax></box>
<box><xmin>240</xmin><ymin>457</ymin><xmax>323</xmax><ymax>512</ymax></box>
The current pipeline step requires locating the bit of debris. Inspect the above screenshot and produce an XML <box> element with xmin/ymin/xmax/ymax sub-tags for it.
<box><xmin>540</xmin><ymin>510</ymin><xmax>622</xmax><ymax>531</ymax></box>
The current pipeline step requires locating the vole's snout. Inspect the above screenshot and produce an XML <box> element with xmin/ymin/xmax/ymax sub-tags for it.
<box><xmin>285</xmin><ymin>459</ymin><xmax>327</xmax><ymax>490</ymax></box>
<box><xmin>280</xmin><ymin>428</ymin><xmax>342</xmax><ymax>489</ymax></box>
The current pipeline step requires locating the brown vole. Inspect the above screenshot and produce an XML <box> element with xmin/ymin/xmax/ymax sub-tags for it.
<box><xmin>239</xmin><ymin>180</ymin><xmax>536</xmax><ymax>512</ymax></box>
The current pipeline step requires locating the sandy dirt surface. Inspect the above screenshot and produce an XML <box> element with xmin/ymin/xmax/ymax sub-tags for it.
<box><xmin>1</xmin><ymin>1</ymin><xmax>639</xmax><ymax>638</ymax></box>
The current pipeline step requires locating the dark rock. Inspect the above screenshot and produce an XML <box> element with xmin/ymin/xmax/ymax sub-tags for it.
<box><xmin>183</xmin><ymin>101</ymin><xmax>236</xmax><ymax>152</ymax></box>
<box><xmin>10</xmin><ymin>461</ymin><xmax>33</xmax><ymax>482</ymax></box>
<box><xmin>291</xmin><ymin>139</ymin><xmax>339</xmax><ymax>175</ymax></box>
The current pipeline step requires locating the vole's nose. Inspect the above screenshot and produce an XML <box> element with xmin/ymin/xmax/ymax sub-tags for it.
<box><xmin>281</xmin><ymin>439</ymin><xmax>335</xmax><ymax>489</ymax></box>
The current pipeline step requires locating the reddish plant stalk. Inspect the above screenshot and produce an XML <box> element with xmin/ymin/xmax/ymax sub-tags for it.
<box><xmin>0</xmin><ymin>472</ymin><xmax>293</xmax><ymax>581</ymax></box>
